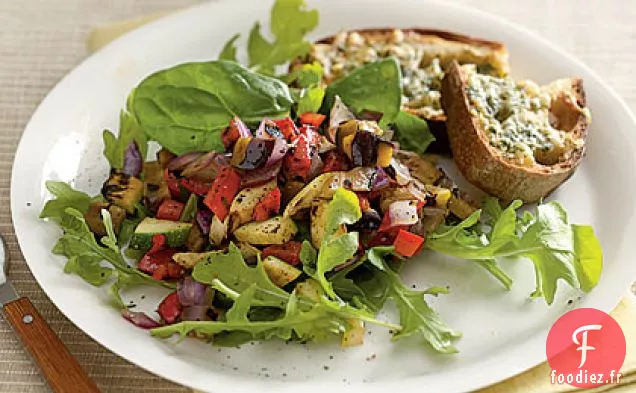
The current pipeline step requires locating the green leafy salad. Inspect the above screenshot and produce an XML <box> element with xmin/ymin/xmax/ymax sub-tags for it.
<box><xmin>40</xmin><ymin>0</ymin><xmax>602</xmax><ymax>354</ymax></box>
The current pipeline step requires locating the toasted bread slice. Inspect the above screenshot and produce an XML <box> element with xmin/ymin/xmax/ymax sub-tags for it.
<box><xmin>292</xmin><ymin>28</ymin><xmax>510</xmax><ymax>152</ymax></box>
<box><xmin>440</xmin><ymin>61</ymin><xmax>590</xmax><ymax>202</ymax></box>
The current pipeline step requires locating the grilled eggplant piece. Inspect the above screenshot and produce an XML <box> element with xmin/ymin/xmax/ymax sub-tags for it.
<box><xmin>102</xmin><ymin>170</ymin><xmax>143</xmax><ymax>214</ymax></box>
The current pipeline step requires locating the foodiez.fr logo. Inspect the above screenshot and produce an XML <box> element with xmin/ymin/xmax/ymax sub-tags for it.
<box><xmin>546</xmin><ymin>308</ymin><xmax>626</xmax><ymax>388</ymax></box>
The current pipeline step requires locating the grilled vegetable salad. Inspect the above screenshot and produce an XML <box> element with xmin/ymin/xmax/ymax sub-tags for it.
<box><xmin>40</xmin><ymin>0</ymin><xmax>602</xmax><ymax>354</ymax></box>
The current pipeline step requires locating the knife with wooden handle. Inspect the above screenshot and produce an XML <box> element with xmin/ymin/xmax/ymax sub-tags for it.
<box><xmin>0</xmin><ymin>236</ymin><xmax>100</xmax><ymax>393</ymax></box>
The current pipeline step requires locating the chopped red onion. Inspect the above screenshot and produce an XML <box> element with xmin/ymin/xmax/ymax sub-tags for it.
<box><xmin>195</xmin><ymin>208</ymin><xmax>212</xmax><ymax>235</ymax></box>
<box><xmin>122</xmin><ymin>310</ymin><xmax>162</xmax><ymax>329</ymax></box>
<box><xmin>388</xmin><ymin>200</ymin><xmax>419</xmax><ymax>227</ymax></box>
<box><xmin>181</xmin><ymin>305</ymin><xmax>212</xmax><ymax>322</ymax></box>
<box><xmin>265</xmin><ymin>137</ymin><xmax>289</xmax><ymax>167</ymax></box>
<box><xmin>255</xmin><ymin>118</ymin><xmax>283</xmax><ymax>139</ymax></box>
<box><xmin>177</xmin><ymin>277</ymin><xmax>213</xmax><ymax>307</ymax></box>
<box><xmin>307</xmin><ymin>154</ymin><xmax>324</xmax><ymax>181</ymax></box>
<box><xmin>231</xmin><ymin>116</ymin><xmax>252</xmax><ymax>139</ymax></box>
<box><xmin>372</xmin><ymin>167</ymin><xmax>391</xmax><ymax>191</ymax></box>
<box><xmin>168</xmin><ymin>152</ymin><xmax>203</xmax><ymax>171</ymax></box>
<box><xmin>122</xmin><ymin>142</ymin><xmax>142</xmax><ymax>177</ymax></box>
<box><xmin>181</xmin><ymin>151</ymin><xmax>227</xmax><ymax>181</ymax></box>
<box><xmin>240</xmin><ymin>160</ymin><xmax>283</xmax><ymax>188</ymax></box>
<box><xmin>389</xmin><ymin>158</ymin><xmax>412</xmax><ymax>186</ymax></box>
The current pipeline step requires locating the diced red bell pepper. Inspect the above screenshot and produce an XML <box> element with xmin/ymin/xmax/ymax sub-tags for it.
<box><xmin>284</xmin><ymin>134</ymin><xmax>312</xmax><ymax>181</ymax></box>
<box><xmin>138</xmin><ymin>234</ymin><xmax>183</xmax><ymax>280</ymax></box>
<box><xmin>299</xmin><ymin>112</ymin><xmax>326</xmax><ymax>128</ymax></box>
<box><xmin>180</xmin><ymin>178</ymin><xmax>211</xmax><ymax>196</ymax></box>
<box><xmin>321</xmin><ymin>150</ymin><xmax>350</xmax><ymax>173</ymax></box>
<box><xmin>299</xmin><ymin>125</ymin><xmax>321</xmax><ymax>146</ymax></box>
<box><xmin>274</xmin><ymin>117</ymin><xmax>300</xmax><ymax>142</ymax></box>
<box><xmin>261</xmin><ymin>241</ymin><xmax>302</xmax><ymax>266</ymax></box>
<box><xmin>253</xmin><ymin>187</ymin><xmax>282</xmax><ymax>221</ymax></box>
<box><xmin>221</xmin><ymin>118</ymin><xmax>244</xmax><ymax>151</ymax></box>
<box><xmin>357</xmin><ymin>194</ymin><xmax>371</xmax><ymax>212</ymax></box>
<box><xmin>156</xmin><ymin>199</ymin><xmax>185</xmax><ymax>221</ymax></box>
<box><xmin>393</xmin><ymin>229</ymin><xmax>425</xmax><ymax>258</ymax></box>
<box><xmin>203</xmin><ymin>166</ymin><xmax>241</xmax><ymax>221</ymax></box>
<box><xmin>164</xmin><ymin>169</ymin><xmax>189</xmax><ymax>201</ymax></box>
<box><xmin>366</xmin><ymin>230</ymin><xmax>399</xmax><ymax>247</ymax></box>
<box><xmin>157</xmin><ymin>292</ymin><xmax>182</xmax><ymax>324</ymax></box>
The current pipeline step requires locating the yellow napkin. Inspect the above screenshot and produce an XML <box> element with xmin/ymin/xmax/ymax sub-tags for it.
<box><xmin>87</xmin><ymin>13</ymin><xmax>636</xmax><ymax>393</ymax></box>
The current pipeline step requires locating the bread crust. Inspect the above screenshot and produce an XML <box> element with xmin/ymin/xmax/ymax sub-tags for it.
<box><xmin>293</xmin><ymin>28</ymin><xmax>510</xmax><ymax>153</ymax></box>
<box><xmin>440</xmin><ymin>61</ymin><xmax>589</xmax><ymax>202</ymax></box>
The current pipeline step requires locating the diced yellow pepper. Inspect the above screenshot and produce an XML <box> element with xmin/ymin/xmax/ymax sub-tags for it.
<box><xmin>341</xmin><ymin>319</ymin><xmax>365</xmax><ymax>347</ymax></box>
<box><xmin>230</xmin><ymin>137</ymin><xmax>252</xmax><ymax>166</ymax></box>
<box><xmin>341</xmin><ymin>133</ymin><xmax>356</xmax><ymax>160</ymax></box>
<box><xmin>435</xmin><ymin>188</ymin><xmax>452</xmax><ymax>207</ymax></box>
<box><xmin>337</xmin><ymin>120</ymin><xmax>358</xmax><ymax>147</ymax></box>
<box><xmin>376</xmin><ymin>142</ymin><xmax>393</xmax><ymax>167</ymax></box>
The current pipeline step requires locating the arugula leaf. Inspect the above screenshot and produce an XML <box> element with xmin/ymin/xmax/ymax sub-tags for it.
<box><xmin>293</xmin><ymin>62</ymin><xmax>323</xmax><ymax>88</ymax></box>
<box><xmin>219</xmin><ymin>34</ymin><xmax>240</xmax><ymax>61</ymax></box>
<box><xmin>40</xmin><ymin>181</ymin><xmax>91</xmax><ymax>221</ymax></box>
<box><xmin>309</xmin><ymin>188</ymin><xmax>363</xmax><ymax>299</ymax></box>
<box><xmin>323</xmin><ymin>58</ymin><xmax>402</xmax><ymax>126</ymax></box>
<box><xmin>315</xmin><ymin>232</ymin><xmax>359</xmax><ymax>299</ymax></box>
<box><xmin>325</xmin><ymin>188</ymin><xmax>362</xmax><ymax>237</ymax></box>
<box><xmin>426</xmin><ymin>199</ymin><xmax>603</xmax><ymax>304</ymax></box>
<box><xmin>247</xmin><ymin>0</ymin><xmax>318</xmax><ymax>74</ymax></box>
<box><xmin>296</xmin><ymin>86</ymin><xmax>325</xmax><ymax>114</ymax></box>
<box><xmin>299</xmin><ymin>240</ymin><xmax>317</xmax><ymax>276</ymax></box>
<box><xmin>192</xmin><ymin>243</ymin><xmax>290</xmax><ymax>308</ymax></box>
<box><xmin>152</xmin><ymin>287</ymin><xmax>394</xmax><ymax>344</ymax></box>
<box><xmin>51</xmin><ymin>208</ymin><xmax>171</xmax><ymax>307</ymax></box>
<box><xmin>132</xmin><ymin>60</ymin><xmax>293</xmax><ymax>155</ymax></box>
<box><xmin>391</xmin><ymin>111</ymin><xmax>436</xmax><ymax>155</ymax></box>
<box><xmin>365</xmin><ymin>246</ymin><xmax>399</xmax><ymax>271</ymax></box>
<box><xmin>378</xmin><ymin>260</ymin><xmax>461</xmax><ymax>353</ymax></box>
<box><xmin>103</xmin><ymin>104</ymin><xmax>148</xmax><ymax>170</ymax></box>
<box><xmin>219</xmin><ymin>0</ymin><xmax>318</xmax><ymax>75</ymax></box>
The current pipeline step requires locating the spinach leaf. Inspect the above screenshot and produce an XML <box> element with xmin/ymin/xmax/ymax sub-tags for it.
<box><xmin>323</xmin><ymin>58</ymin><xmax>402</xmax><ymax>126</ymax></box>
<box><xmin>132</xmin><ymin>60</ymin><xmax>293</xmax><ymax>155</ymax></box>
<box><xmin>391</xmin><ymin>111</ymin><xmax>436</xmax><ymax>155</ymax></box>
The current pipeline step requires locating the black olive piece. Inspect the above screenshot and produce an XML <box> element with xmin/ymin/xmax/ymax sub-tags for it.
<box><xmin>236</xmin><ymin>138</ymin><xmax>275</xmax><ymax>170</ymax></box>
<box><xmin>351</xmin><ymin>131</ymin><xmax>378</xmax><ymax>167</ymax></box>
<box><xmin>349</xmin><ymin>210</ymin><xmax>382</xmax><ymax>231</ymax></box>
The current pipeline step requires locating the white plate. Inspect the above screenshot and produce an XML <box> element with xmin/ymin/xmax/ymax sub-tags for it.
<box><xmin>11</xmin><ymin>0</ymin><xmax>636</xmax><ymax>392</ymax></box>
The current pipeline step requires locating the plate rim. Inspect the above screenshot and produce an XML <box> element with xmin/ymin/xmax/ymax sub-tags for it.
<box><xmin>10</xmin><ymin>0</ymin><xmax>636</xmax><ymax>392</ymax></box>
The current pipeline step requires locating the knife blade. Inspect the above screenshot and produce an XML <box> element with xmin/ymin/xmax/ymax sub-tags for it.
<box><xmin>0</xmin><ymin>236</ymin><xmax>19</xmax><ymax>306</ymax></box>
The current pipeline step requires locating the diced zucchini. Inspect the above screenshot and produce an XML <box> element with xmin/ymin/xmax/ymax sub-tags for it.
<box><xmin>233</xmin><ymin>216</ymin><xmax>298</xmax><ymax>245</ymax></box>
<box><xmin>236</xmin><ymin>242</ymin><xmax>261</xmax><ymax>264</ymax></box>
<box><xmin>448</xmin><ymin>194</ymin><xmax>478</xmax><ymax>220</ymax></box>
<box><xmin>229</xmin><ymin>179</ymin><xmax>276</xmax><ymax>231</ymax></box>
<box><xmin>262</xmin><ymin>256</ymin><xmax>302</xmax><ymax>288</ymax></box>
<box><xmin>185</xmin><ymin>223</ymin><xmax>207</xmax><ymax>252</ymax></box>
<box><xmin>173</xmin><ymin>251</ymin><xmax>217</xmax><ymax>269</ymax></box>
<box><xmin>83</xmin><ymin>202</ymin><xmax>126</xmax><ymax>237</ymax></box>
<box><xmin>129</xmin><ymin>217</ymin><xmax>192</xmax><ymax>250</ymax></box>
<box><xmin>294</xmin><ymin>279</ymin><xmax>324</xmax><ymax>302</ymax></box>
<box><xmin>310</xmin><ymin>201</ymin><xmax>329</xmax><ymax>249</ymax></box>
<box><xmin>102</xmin><ymin>170</ymin><xmax>143</xmax><ymax>214</ymax></box>
<box><xmin>143</xmin><ymin>162</ymin><xmax>170</xmax><ymax>211</ymax></box>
